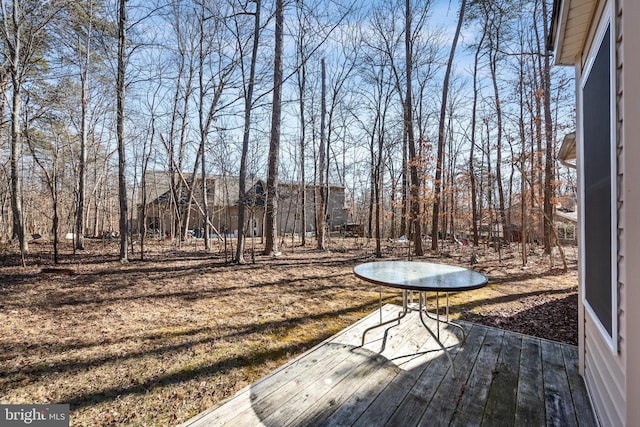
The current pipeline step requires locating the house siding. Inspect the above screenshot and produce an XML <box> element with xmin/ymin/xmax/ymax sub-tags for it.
<box><xmin>139</xmin><ymin>175</ymin><xmax>347</xmax><ymax>238</ymax></box>
<box><xmin>584</xmin><ymin>317</ymin><xmax>624</xmax><ymax>426</ymax></box>
<box><xmin>555</xmin><ymin>0</ymin><xmax>640</xmax><ymax>424</ymax></box>
<box><xmin>621</xmin><ymin>0</ymin><xmax>640</xmax><ymax>424</ymax></box>
<box><xmin>575</xmin><ymin>1</ymin><xmax>625</xmax><ymax>425</ymax></box>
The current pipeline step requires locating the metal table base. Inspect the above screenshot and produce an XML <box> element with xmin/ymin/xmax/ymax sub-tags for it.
<box><xmin>361</xmin><ymin>289</ymin><xmax>465</xmax><ymax>378</ymax></box>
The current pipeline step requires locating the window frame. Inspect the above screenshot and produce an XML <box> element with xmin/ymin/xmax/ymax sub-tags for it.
<box><xmin>578</xmin><ymin>3</ymin><xmax>618</xmax><ymax>353</ymax></box>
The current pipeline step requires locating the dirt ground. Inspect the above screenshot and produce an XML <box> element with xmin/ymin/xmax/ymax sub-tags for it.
<box><xmin>0</xmin><ymin>237</ymin><xmax>578</xmax><ymax>426</ymax></box>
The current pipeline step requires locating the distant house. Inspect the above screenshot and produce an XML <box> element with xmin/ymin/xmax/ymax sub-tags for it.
<box><xmin>556</xmin><ymin>134</ymin><xmax>578</xmax><ymax>245</ymax></box>
<box><xmin>497</xmin><ymin>194</ymin><xmax>576</xmax><ymax>244</ymax></box>
<box><xmin>555</xmin><ymin>209</ymin><xmax>578</xmax><ymax>245</ymax></box>
<box><xmin>138</xmin><ymin>172</ymin><xmax>347</xmax><ymax>238</ymax></box>
<box><xmin>551</xmin><ymin>0</ymin><xmax>640</xmax><ymax>425</ymax></box>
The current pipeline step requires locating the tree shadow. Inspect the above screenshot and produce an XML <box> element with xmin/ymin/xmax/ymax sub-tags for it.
<box><xmin>1</xmin><ymin>301</ymin><xmax>394</xmax><ymax>409</ymax></box>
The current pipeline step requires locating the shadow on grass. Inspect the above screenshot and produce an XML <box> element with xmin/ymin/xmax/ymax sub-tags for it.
<box><xmin>0</xmin><ymin>251</ymin><xmax>370</xmax><ymax>295</ymax></box>
<box><xmin>1</xmin><ymin>298</ymin><xmax>399</xmax><ymax>410</ymax></box>
<box><xmin>12</xmin><ymin>271</ymin><xmax>365</xmax><ymax>311</ymax></box>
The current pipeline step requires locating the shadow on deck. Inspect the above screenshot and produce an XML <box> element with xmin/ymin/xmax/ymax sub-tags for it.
<box><xmin>180</xmin><ymin>304</ymin><xmax>597</xmax><ymax>427</ymax></box>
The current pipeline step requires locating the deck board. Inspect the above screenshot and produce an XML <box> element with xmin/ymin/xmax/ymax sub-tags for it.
<box><xmin>515</xmin><ymin>335</ymin><xmax>546</xmax><ymax>426</ymax></box>
<box><xmin>542</xmin><ymin>339</ymin><xmax>580</xmax><ymax>426</ymax></box>
<box><xmin>450</xmin><ymin>327</ymin><xmax>504</xmax><ymax>427</ymax></box>
<box><xmin>415</xmin><ymin>323</ymin><xmax>487</xmax><ymax>427</ymax></box>
<box><xmin>180</xmin><ymin>304</ymin><xmax>597</xmax><ymax>427</ymax></box>
<box><xmin>480</xmin><ymin>332</ymin><xmax>521</xmax><ymax>426</ymax></box>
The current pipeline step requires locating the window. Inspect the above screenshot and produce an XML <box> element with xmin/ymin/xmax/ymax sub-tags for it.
<box><xmin>580</xmin><ymin>15</ymin><xmax>617</xmax><ymax>350</ymax></box>
<box><xmin>556</xmin><ymin>222</ymin><xmax>575</xmax><ymax>241</ymax></box>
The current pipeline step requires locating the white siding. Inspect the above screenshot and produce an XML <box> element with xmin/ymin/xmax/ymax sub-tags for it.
<box><xmin>584</xmin><ymin>315</ymin><xmax>624</xmax><ymax>426</ymax></box>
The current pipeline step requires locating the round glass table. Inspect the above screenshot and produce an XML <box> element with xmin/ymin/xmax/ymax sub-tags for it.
<box><xmin>354</xmin><ymin>261</ymin><xmax>488</xmax><ymax>377</ymax></box>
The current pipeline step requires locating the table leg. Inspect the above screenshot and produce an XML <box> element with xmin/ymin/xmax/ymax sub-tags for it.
<box><xmin>419</xmin><ymin>292</ymin><xmax>457</xmax><ymax>378</ymax></box>
<box><xmin>361</xmin><ymin>290</ymin><xmax>409</xmax><ymax>347</ymax></box>
<box><xmin>421</xmin><ymin>292</ymin><xmax>466</xmax><ymax>343</ymax></box>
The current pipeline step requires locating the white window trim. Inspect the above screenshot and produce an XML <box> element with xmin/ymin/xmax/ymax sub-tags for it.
<box><xmin>578</xmin><ymin>1</ymin><xmax>618</xmax><ymax>353</ymax></box>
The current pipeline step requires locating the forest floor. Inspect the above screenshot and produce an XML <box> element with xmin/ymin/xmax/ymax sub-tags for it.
<box><xmin>0</xmin><ymin>237</ymin><xmax>578</xmax><ymax>426</ymax></box>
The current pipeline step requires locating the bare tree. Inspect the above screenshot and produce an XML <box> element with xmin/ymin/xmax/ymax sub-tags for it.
<box><xmin>164</xmin><ymin>1</ymin><xmax>196</xmax><ymax>243</ymax></box>
<box><xmin>1</xmin><ymin>1</ymin><xmax>64</xmax><ymax>265</ymax></box>
<box><xmin>138</xmin><ymin>71</ymin><xmax>163</xmax><ymax>260</ymax></box>
<box><xmin>371</xmin><ymin>69</ymin><xmax>394</xmax><ymax>257</ymax></box>
<box><xmin>264</xmin><ymin>0</ymin><xmax>283</xmax><ymax>255</ymax></box>
<box><xmin>516</xmin><ymin>16</ymin><xmax>529</xmax><ymax>264</ymax></box>
<box><xmin>316</xmin><ymin>58</ymin><xmax>327</xmax><ymax>250</ymax></box>
<box><xmin>431</xmin><ymin>0</ymin><xmax>466</xmax><ymax>251</ymax></box>
<box><xmin>236</xmin><ymin>0</ymin><xmax>261</xmax><ymax>263</ymax></box>
<box><xmin>405</xmin><ymin>0</ymin><xmax>423</xmax><ymax>256</ymax></box>
<box><xmin>195</xmin><ymin>0</ymin><xmax>237</xmax><ymax>251</ymax></box>
<box><xmin>469</xmin><ymin>28</ymin><xmax>486</xmax><ymax>246</ymax></box>
<box><xmin>116</xmin><ymin>0</ymin><xmax>128</xmax><ymax>262</ymax></box>
<box><xmin>294</xmin><ymin>0</ymin><xmax>308</xmax><ymax>246</ymax></box>
<box><xmin>74</xmin><ymin>1</ymin><xmax>94</xmax><ymax>251</ymax></box>
<box><xmin>540</xmin><ymin>0</ymin><xmax>555</xmax><ymax>254</ymax></box>
<box><xmin>360</xmin><ymin>3</ymin><xmax>399</xmax><ymax>242</ymax></box>
<box><xmin>485</xmin><ymin>2</ymin><xmax>509</xmax><ymax>244</ymax></box>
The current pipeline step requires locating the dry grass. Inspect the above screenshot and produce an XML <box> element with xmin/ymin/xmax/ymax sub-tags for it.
<box><xmin>0</xmin><ymin>238</ymin><xmax>577</xmax><ymax>426</ymax></box>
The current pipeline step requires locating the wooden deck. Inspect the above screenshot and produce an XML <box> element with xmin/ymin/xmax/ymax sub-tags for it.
<box><xmin>181</xmin><ymin>304</ymin><xmax>597</xmax><ymax>427</ymax></box>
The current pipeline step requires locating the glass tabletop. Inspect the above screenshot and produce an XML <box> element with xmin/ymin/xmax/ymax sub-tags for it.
<box><xmin>354</xmin><ymin>261</ymin><xmax>488</xmax><ymax>291</ymax></box>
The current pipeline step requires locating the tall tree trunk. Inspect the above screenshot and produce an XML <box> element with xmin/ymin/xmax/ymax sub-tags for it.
<box><xmin>6</xmin><ymin>0</ymin><xmax>27</xmax><ymax>265</ymax></box>
<box><xmin>532</xmin><ymin>1</ymin><xmax>544</xmax><ymax>242</ymax></box>
<box><xmin>76</xmin><ymin>67</ymin><xmax>87</xmax><ymax>251</ymax></box>
<box><xmin>198</xmin><ymin>3</ymin><xmax>210</xmax><ymax>251</ymax></box>
<box><xmin>10</xmin><ymin>65</ymin><xmax>26</xmax><ymax>263</ymax></box>
<box><xmin>374</xmin><ymin>109</ymin><xmax>384</xmax><ymax>258</ymax></box>
<box><xmin>116</xmin><ymin>0</ymin><xmax>128</xmax><ymax>262</ymax></box>
<box><xmin>295</xmin><ymin>0</ymin><xmax>307</xmax><ymax>246</ymax></box>
<box><xmin>446</xmin><ymin>115</ymin><xmax>455</xmax><ymax>242</ymax></box>
<box><xmin>181</xmin><ymin>147</ymin><xmax>201</xmax><ymax>245</ymax></box>
<box><xmin>432</xmin><ymin>0</ymin><xmax>466</xmax><ymax>251</ymax></box>
<box><xmin>368</xmin><ymin>148</ymin><xmax>374</xmax><ymax>238</ymax></box>
<box><xmin>469</xmin><ymin>31</ymin><xmax>484</xmax><ymax>246</ymax></box>
<box><xmin>485</xmin><ymin>119</ymin><xmax>494</xmax><ymax>248</ymax></box>
<box><xmin>52</xmin><ymin>184</ymin><xmax>59</xmax><ymax>264</ymax></box>
<box><xmin>167</xmin><ymin>6</ymin><xmax>195</xmax><ymax>243</ymax></box>
<box><xmin>405</xmin><ymin>0</ymin><xmax>423</xmax><ymax>256</ymax></box>
<box><xmin>317</xmin><ymin>58</ymin><xmax>327</xmax><ymax>250</ymax></box>
<box><xmin>517</xmin><ymin>30</ymin><xmax>528</xmax><ymax>265</ymax></box>
<box><xmin>236</xmin><ymin>0</ymin><xmax>261</xmax><ymax>263</ymax></box>
<box><xmin>541</xmin><ymin>0</ymin><xmax>555</xmax><ymax>254</ymax></box>
<box><xmin>201</xmin><ymin>153</ymin><xmax>210</xmax><ymax>250</ymax></box>
<box><xmin>140</xmin><ymin>121</ymin><xmax>154</xmax><ymax>261</ymax></box>
<box><xmin>490</xmin><ymin>46</ymin><xmax>508</xmax><ymax>244</ymax></box>
<box><xmin>400</xmin><ymin>129</ymin><xmax>407</xmax><ymax>237</ymax></box>
<box><xmin>76</xmin><ymin>2</ymin><xmax>93</xmax><ymax>252</ymax></box>
<box><xmin>0</xmin><ymin>74</ymin><xmax>8</xmax><ymax>167</ymax></box>
<box><xmin>264</xmin><ymin>0</ymin><xmax>283</xmax><ymax>255</ymax></box>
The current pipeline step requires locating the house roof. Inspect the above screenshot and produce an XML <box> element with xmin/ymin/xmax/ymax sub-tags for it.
<box><xmin>549</xmin><ymin>0</ymin><xmax>598</xmax><ymax>65</ymax></box>
<box><xmin>556</xmin><ymin>210</ymin><xmax>578</xmax><ymax>223</ymax></box>
<box><xmin>559</xmin><ymin>132</ymin><xmax>577</xmax><ymax>168</ymax></box>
